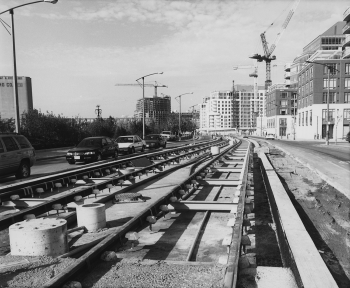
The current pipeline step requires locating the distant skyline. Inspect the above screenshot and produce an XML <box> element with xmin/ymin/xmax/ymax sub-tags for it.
<box><xmin>0</xmin><ymin>0</ymin><xmax>348</xmax><ymax>118</ymax></box>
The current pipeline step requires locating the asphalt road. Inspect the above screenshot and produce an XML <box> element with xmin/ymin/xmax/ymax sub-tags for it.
<box><xmin>0</xmin><ymin>139</ymin><xmax>198</xmax><ymax>186</ymax></box>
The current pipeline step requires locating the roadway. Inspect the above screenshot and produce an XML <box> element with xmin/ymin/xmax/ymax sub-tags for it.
<box><xmin>0</xmin><ymin>139</ymin><xmax>198</xmax><ymax>186</ymax></box>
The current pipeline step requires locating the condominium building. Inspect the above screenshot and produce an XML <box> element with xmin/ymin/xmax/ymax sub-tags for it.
<box><xmin>296</xmin><ymin>51</ymin><xmax>350</xmax><ymax>140</ymax></box>
<box><xmin>0</xmin><ymin>76</ymin><xmax>33</xmax><ymax>120</ymax></box>
<box><xmin>199</xmin><ymin>90</ymin><xmax>236</xmax><ymax>132</ymax></box>
<box><xmin>263</xmin><ymin>84</ymin><xmax>297</xmax><ymax>138</ymax></box>
<box><xmin>343</xmin><ymin>7</ymin><xmax>350</xmax><ymax>59</ymax></box>
<box><xmin>234</xmin><ymin>85</ymin><xmax>265</xmax><ymax>133</ymax></box>
<box><xmin>134</xmin><ymin>95</ymin><xmax>171</xmax><ymax>124</ymax></box>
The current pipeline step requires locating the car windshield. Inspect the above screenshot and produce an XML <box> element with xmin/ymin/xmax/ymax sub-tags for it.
<box><xmin>116</xmin><ymin>137</ymin><xmax>134</xmax><ymax>143</ymax></box>
<box><xmin>77</xmin><ymin>138</ymin><xmax>102</xmax><ymax>147</ymax></box>
<box><xmin>145</xmin><ymin>135</ymin><xmax>159</xmax><ymax>140</ymax></box>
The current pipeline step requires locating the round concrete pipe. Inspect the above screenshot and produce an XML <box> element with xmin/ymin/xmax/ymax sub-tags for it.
<box><xmin>211</xmin><ymin>146</ymin><xmax>220</xmax><ymax>156</ymax></box>
<box><xmin>77</xmin><ymin>203</ymin><xmax>106</xmax><ymax>232</ymax></box>
<box><xmin>9</xmin><ymin>218</ymin><xmax>68</xmax><ymax>257</ymax></box>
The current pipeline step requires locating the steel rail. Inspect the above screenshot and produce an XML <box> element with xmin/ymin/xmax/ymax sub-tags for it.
<box><xmin>0</xmin><ymin>142</ymin><xmax>227</xmax><ymax>229</ymax></box>
<box><xmin>0</xmin><ymin>140</ymin><xmax>221</xmax><ymax>198</ymax></box>
<box><xmin>42</xmin><ymin>140</ymin><xmax>242</xmax><ymax>287</ymax></box>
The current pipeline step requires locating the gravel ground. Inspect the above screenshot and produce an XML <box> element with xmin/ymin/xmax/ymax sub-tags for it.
<box><xmin>79</xmin><ymin>259</ymin><xmax>226</xmax><ymax>288</ymax></box>
<box><xmin>0</xmin><ymin>255</ymin><xmax>76</xmax><ymax>288</ymax></box>
<box><xmin>259</xmin><ymin>141</ymin><xmax>350</xmax><ymax>288</ymax></box>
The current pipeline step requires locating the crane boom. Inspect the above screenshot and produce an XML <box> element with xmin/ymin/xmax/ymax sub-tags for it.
<box><xmin>115</xmin><ymin>82</ymin><xmax>167</xmax><ymax>98</ymax></box>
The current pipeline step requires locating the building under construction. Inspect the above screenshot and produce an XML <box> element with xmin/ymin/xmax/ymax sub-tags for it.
<box><xmin>134</xmin><ymin>95</ymin><xmax>171</xmax><ymax>124</ymax></box>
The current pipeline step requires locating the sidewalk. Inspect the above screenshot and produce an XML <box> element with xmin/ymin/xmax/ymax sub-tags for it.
<box><xmin>250</xmin><ymin>136</ymin><xmax>350</xmax><ymax>200</ymax></box>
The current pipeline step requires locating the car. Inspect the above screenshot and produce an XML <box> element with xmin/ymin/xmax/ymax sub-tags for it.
<box><xmin>66</xmin><ymin>136</ymin><xmax>118</xmax><ymax>164</ymax></box>
<box><xmin>265</xmin><ymin>134</ymin><xmax>275</xmax><ymax>140</ymax></box>
<box><xmin>115</xmin><ymin>135</ymin><xmax>146</xmax><ymax>154</ymax></box>
<box><xmin>0</xmin><ymin>133</ymin><xmax>36</xmax><ymax>179</ymax></box>
<box><xmin>144</xmin><ymin>134</ymin><xmax>167</xmax><ymax>149</ymax></box>
<box><xmin>160</xmin><ymin>131</ymin><xmax>176</xmax><ymax>141</ymax></box>
<box><xmin>346</xmin><ymin>131</ymin><xmax>350</xmax><ymax>143</ymax></box>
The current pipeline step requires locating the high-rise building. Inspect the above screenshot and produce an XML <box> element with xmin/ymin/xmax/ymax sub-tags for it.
<box><xmin>0</xmin><ymin>76</ymin><xmax>33</xmax><ymax>119</ymax></box>
<box><xmin>234</xmin><ymin>84</ymin><xmax>266</xmax><ymax>133</ymax></box>
<box><xmin>134</xmin><ymin>95</ymin><xmax>171</xmax><ymax>124</ymax></box>
<box><xmin>342</xmin><ymin>7</ymin><xmax>350</xmax><ymax>59</ymax></box>
<box><xmin>199</xmin><ymin>90</ymin><xmax>235</xmax><ymax>132</ymax></box>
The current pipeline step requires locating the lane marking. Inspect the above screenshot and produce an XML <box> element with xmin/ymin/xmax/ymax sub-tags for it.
<box><xmin>327</xmin><ymin>160</ymin><xmax>350</xmax><ymax>172</ymax></box>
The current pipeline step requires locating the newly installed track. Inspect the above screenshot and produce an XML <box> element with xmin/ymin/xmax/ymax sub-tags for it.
<box><xmin>0</xmin><ymin>138</ymin><xmax>338</xmax><ymax>288</ymax></box>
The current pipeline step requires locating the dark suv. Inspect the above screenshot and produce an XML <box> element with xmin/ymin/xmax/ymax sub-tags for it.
<box><xmin>66</xmin><ymin>136</ymin><xmax>119</xmax><ymax>164</ymax></box>
<box><xmin>0</xmin><ymin>133</ymin><xmax>36</xmax><ymax>179</ymax></box>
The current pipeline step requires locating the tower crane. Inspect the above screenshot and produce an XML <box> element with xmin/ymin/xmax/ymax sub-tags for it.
<box><xmin>115</xmin><ymin>81</ymin><xmax>167</xmax><ymax>98</ymax></box>
<box><xmin>250</xmin><ymin>0</ymin><xmax>300</xmax><ymax>89</ymax></box>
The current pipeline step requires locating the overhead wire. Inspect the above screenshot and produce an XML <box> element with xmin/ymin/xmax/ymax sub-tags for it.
<box><xmin>0</xmin><ymin>18</ymin><xmax>11</xmax><ymax>35</ymax></box>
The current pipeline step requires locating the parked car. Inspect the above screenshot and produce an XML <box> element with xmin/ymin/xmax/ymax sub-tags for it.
<box><xmin>265</xmin><ymin>134</ymin><xmax>275</xmax><ymax>140</ymax></box>
<box><xmin>160</xmin><ymin>131</ymin><xmax>176</xmax><ymax>141</ymax></box>
<box><xmin>66</xmin><ymin>136</ymin><xmax>118</xmax><ymax>164</ymax></box>
<box><xmin>115</xmin><ymin>135</ymin><xmax>146</xmax><ymax>154</ymax></box>
<box><xmin>346</xmin><ymin>131</ymin><xmax>350</xmax><ymax>143</ymax></box>
<box><xmin>0</xmin><ymin>133</ymin><xmax>36</xmax><ymax>179</ymax></box>
<box><xmin>144</xmin><ymin>134</ymin><xmax>167</xmax><ymax>149</ymax></box>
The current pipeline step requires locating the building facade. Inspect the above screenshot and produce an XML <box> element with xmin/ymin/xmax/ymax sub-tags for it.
<box><xmin>296</xmin><ymin>54</ymin><xmax>350</xmax><ymax>140</ymax></box>
<box><xmin>263</xmin><ymin>84</ymin><xmax>297</xmax><ymax>139</ymax></box>
<box><xmin>234</xmin><ymin>85</ymin><xmax>265</xmax><ymax>133</ymax></box>
<box><xmin>199</xmin><ymin>90</ymin><xmax>236</xmax><ymax>132</ymax></box>
<box><xmin>134</xmin><ymin>95</ymin><xmax>171</xmax><ymax>124</ymax></box>
<box><xmin>0</xmin><ymin>76</ymin><xmax>33</xmax><ymax>119</ymax></box>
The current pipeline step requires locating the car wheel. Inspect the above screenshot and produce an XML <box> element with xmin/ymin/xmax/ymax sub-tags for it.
<box><xmin>114</xmin><ymin>150</ymin><xmax>118</xmax><ymax>159</ymax></box>
<box><xmin>15</xmin><ymin>161</ymin><xmax>31</xmax><ymax>179</ymax></box>
<box><xmin>67</xmin><ymin>160</ymin><xmax>75</xmax><ymax>165</ymax></box>
<box><xmin>132</xmin><ymin>147</ymin><xmax>135</xmax><ymax>154</ymax></box>
<box><xmin>141</xmin><ymin>145</ymin><xmax>145</xmax><ymax>152</ymax></box>
<box><xmin>96</xmin><ymin>153</ymin><xmax>102</xmax><ymax>161</ymax></box>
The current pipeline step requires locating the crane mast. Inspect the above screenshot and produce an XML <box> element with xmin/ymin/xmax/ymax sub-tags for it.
<box><xmin>250</xmin><ymin>0</ymin><xmax>300</xmax><ymax>89</ymax></box>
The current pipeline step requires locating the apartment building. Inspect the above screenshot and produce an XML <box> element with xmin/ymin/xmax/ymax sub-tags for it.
<box><xmin>234</xmin><ymin>85</ymin><xmax>265</xmax><ymax>134</ymax></box>
<box><xmin>199</xmin><ymin>90</ymin><xmax>236</xmax><ymax>132</ymax></box>
<box><xmin>264</xmin><ymin>84</ymin><xmax>297</xmax><ymax>138</ymax></box>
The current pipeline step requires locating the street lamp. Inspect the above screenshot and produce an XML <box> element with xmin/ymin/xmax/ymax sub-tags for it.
<box><xmin>0</xmin><ymin>0</ymin><xmax>58</xmax><ymax>133</ymax></box>
<box><xmin>136</xmin><ymin>72</ymin><xmax>163</xmax><ymax>139</ymax></box>
<box><xmin>175</xmin><ymin>92</ymin><xmax>193</xmax><ymax>140</ymax></box>
<box><xmin>306</xmin><ymin>60</ymin><xmax>339</xmax><ymax>145</ymax></box>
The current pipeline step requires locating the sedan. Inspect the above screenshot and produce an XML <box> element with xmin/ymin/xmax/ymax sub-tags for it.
<box><xmin>144</xmin><ymin>134</ymin><xmax>167</xmax><ymax>149</ymax></box>
<box><xmin>265</xmin><ymin>134</ymin><xmax>275</xmax><ymax>140</ymax></box>
<box><xmin>66</xmin><ymin>136</ymin><xmax>118</xmax><ymax>164</ymax></box>
<box><xmin>115</xmin><ymin>135</ymin><xmax>146</xmax><ymax>154</ymax></box>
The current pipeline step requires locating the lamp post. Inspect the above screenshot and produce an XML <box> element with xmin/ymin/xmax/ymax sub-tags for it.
<box><xmin>306</xmin><ymin>60</ymin><xmax>339</xmax><ymax>145</ymax></box>
<box><xmin>0</xmin><ymin>0</ymin><xmax>58</xmax><ymax>133</ymax></box>
<box><xmin>136</xmin><ymin>72</ymin><xmax>163</xmax><ymax>139</ymax></box>
<box><xmin>175</xmin><ymin>92</ymin><xmax>193</xmax><ymax>140</ymax></box>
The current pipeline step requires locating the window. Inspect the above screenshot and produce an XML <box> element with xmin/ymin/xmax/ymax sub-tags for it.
<box><xmin>346</xmin><ymin>63</ymin><xmax>350</xmax><ymax>75</ymax></box>
<box><xmin>306</xmin><ymin>111</ymin><xmax>308</xmax><ymax>126</ymax></box>
<box><xmin>345</xmin><ymin>78</ymin><xmax>350</xmax><ymax>89</ymax></box>
<box><xmin>280</xmin><ymin>109</ymin><xmax>287</xmax><ymax>115</ymax></box>
<box><xmin>298</xmin><ymin>113</ymin><xmax>301</xmax><ymax>126</ymax></box>
<box><xmin>310</xmin><ymin>111</ymin><xmax>312</xmax><ymax>126</ymax></box>
<box><xmin>280</xmin><ymin>100</ymin><xmax>288</xmax><ymax>107</ymax></box>
<box><xmin>281</xmin><ymin>92</ymin><xmax>287</xmax><ymax>98</ymax></box>
<box><xmin>322</xmin><ymin>109</ymin><xmax>335</xmax><ymax>121</ymax></box>
<box><xmin>323</xmin><ymin>78</ymin><xmax>336</xmax><ymax>89</ymax></box>
<box><xmin>345</xmin><ymin>92</ymin><xmax>350</xmax><ymax>103</ymax></box>
<box><xmin>310</xmin><ymin>67</ymin><xmax>313</xmax><ymax>78</ymax></box>
<box><xmin>323</xmin><ymin>64</ymin><xmax>337</xmax><ymax>75</ymax></box>
<box><xmin>302</xmin><ymin>112</ymin><xmax>304</xmax><ymax>126</ymax></box>
<box><xmin>13</xmin><ymin>136</ymin><xmax>31</xmax><ymax>149</ymax></box>
<box><xmin>279</xmin><ymin>118</ymin><xmax>287</xmax><ymax>126</ymax></box>
<box><xmin>344</xmin><ymin>109</ymin><xmax>350</xmax><ymax>119</ymax></box>
<box><xmin>323</xmin><ymin>92</ymin><xmax>336</xmax><ymax>103</ymax></box>
<box><xmin>2</xmin><ymin>137</ymin><xmax>19</xmax><ymax>151</ymax></box>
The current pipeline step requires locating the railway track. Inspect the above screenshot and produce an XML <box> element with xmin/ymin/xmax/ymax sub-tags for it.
<box><xmin>0</xmin><ymin>138</ymin><xmax>339</xmax><ymax>288</ymax></box>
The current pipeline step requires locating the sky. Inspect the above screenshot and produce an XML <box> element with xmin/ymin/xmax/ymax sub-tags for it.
<box><xmin>0</xmin><ymin>0</ymin><xmax>348</xmax><ymax>118</ymax></box>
